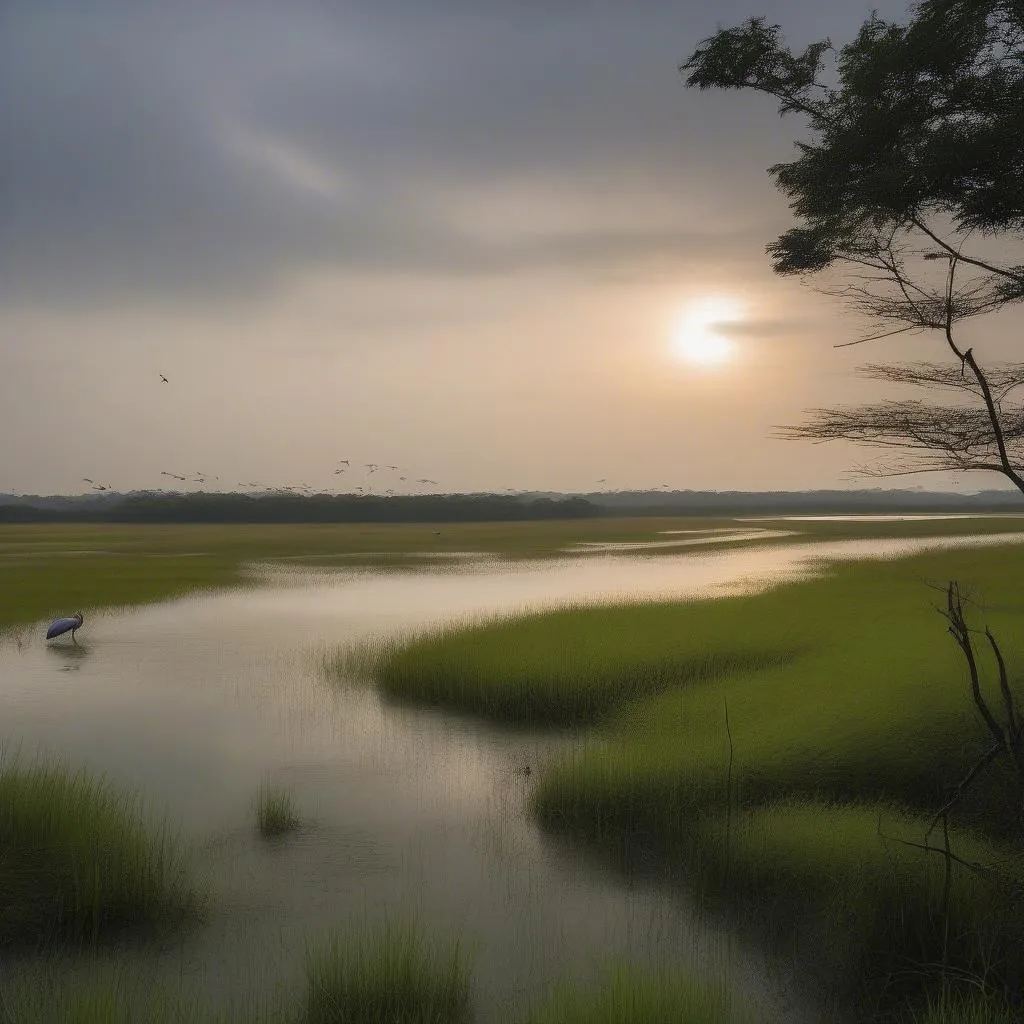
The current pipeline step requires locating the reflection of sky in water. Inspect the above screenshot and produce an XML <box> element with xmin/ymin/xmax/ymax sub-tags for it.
<box><xmin>3</xmin><ymin>533</ymin><xmax>1024</xmax><ymax>1020</ymax></box>
<box><xmin>563</xmin><ymin>528</ymin><xmax>796</xmax><ymax>551</ymax></box>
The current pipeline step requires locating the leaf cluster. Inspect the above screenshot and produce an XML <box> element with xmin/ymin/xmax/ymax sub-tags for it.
<box><xmin>681</xmin><ymin>1</ymin><xmax>1024</xmax><ymax>275</ymax></box>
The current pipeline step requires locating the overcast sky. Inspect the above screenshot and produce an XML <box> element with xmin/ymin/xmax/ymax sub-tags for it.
<box><xmin>4</xmin><ymin>0</ymin><xmax>1018</xmax><ymax>496</ymax></box>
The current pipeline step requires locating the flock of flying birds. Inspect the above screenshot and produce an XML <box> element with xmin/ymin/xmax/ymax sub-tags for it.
<box><xmin>75</xmin><ymin>374</ymin><xmax>677</xmax><ymax>498</ymax></box>
<box><xmin>69</xmin><ymin>374</ymin><xmax>451</xmax><ymax>497</ymax></box>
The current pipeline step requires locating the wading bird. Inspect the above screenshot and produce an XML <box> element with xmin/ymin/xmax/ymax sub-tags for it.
<box><xmin>46</xmin><ymin>611</ymin><xmax>83</xmax><ymax>643</ymax></box>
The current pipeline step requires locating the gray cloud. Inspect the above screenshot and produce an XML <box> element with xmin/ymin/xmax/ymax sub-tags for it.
<box><xmin>5</xmin><ymin>0</ymin><xmax>875</xmax><ymax>310</ymax></box>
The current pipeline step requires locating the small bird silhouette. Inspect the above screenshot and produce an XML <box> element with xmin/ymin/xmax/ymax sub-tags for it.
<box><xmin>159</xmin><ymin>374</ymin><xmax>169</xmax><ymax>383</ymax></box>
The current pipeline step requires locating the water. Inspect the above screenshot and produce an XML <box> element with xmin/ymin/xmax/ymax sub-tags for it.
<box><xmin>3</xmin><ymin>530</ymin><xmax>1024</xmax><ymax>1020</ymax></box>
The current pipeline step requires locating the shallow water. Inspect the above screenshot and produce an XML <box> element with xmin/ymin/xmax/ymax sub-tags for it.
<box><xmin>3</xmin><ymin>530</ymin><xmax>1024</xmax><ymax>1020</ymax></box>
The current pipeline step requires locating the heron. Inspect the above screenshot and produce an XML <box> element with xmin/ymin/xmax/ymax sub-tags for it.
<box><xmin>46</xmin><ymin>611</ymin><xmax>84</xmax><ymax>643</ymax></box>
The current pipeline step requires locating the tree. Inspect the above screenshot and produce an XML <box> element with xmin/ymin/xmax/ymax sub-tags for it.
<box><xmin>681</xmin><ymin>0</ymin><xmax>1024</xmax><ymax>494</ymax></box>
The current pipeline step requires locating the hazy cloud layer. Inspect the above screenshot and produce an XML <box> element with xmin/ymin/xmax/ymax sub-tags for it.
<box><xmin>9</xmin><ymin>0</ymin><xmax>991</xmax><ymax>498</ymax></box>
<box><xmin>2</xmin><ymin>1</ymin><xmax>884</xmax><ymax>307</ymax></box>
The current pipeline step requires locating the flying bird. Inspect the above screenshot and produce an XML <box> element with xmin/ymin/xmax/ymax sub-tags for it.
<box><xmin>159</xmin><ymin>374</ymin><xmax>169</xmax><ymax>383</ymax></box>
<box><xmin>337</xmin><ymin>459</ymin><xmax>350</xmax><ymax>466</ymax></box>
<box><xmin>46</xmin><ymin>611</ymin><xmax>84</xmax><ymax>643</ymax></box>
<box><xmin>161</xmin><ymin>471</ymin><xmax>187</xmax><ymax>481</ymax></box>
<box><xmin>82</xmin><ymin>478</ymin><xmax>94</xmax><ymax>485</ymax></box>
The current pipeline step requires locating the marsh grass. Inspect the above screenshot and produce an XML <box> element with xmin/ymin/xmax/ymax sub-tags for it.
<box><xmin>0</xmin><ymin>756</ymin><xmax>198</xmax><ymax>948</ymax></box>
<box><xmin>0</xmin><ymin>970</ymin><xmax>206</xmax><ymax>1024</ymax></box>
<box><xmin>525</xmin><ymin>964</ymin><xmax>755</xmax><ymax>1023</ymax></box>
<box><xmin>359</xmin><ymin>602</ymin><xmax>801</xmax><ymax>727</ymax></box>
<box><xmin>687</xmin><ymin>801</ymin><xmax>1024</xmax><ymax>1014</ymax></box>
<box><xmin>301</xmin><ymin>920</ymin><xmax>471</xmax><ymax>1024</ymax></box>
<box><xmin>360</xmin><ymin>542</ymin><xmax>1024</xmax><ymax>1015</ymax></box>
<box><xmin>907</xmin><ymin>987</ymin><xmax>1020</xmax><ymax>1023</ymax></box>
<box><xmin>0</xmin><ymin>964</ymin><xmax>291</xmax><ymax>1024</ymax></box>
<box><xmin>255</xmin><ymin>785</ymin><xmax>301</xmax><ymax>838</ymax></box>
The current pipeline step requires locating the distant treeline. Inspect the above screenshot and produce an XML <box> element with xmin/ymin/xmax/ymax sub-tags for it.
<box><xmin>0</xmin><ymin>489</ymin><xmax>1021</xmax><ymax>524</ymax></box>
<box><xmin>0</xmin><ymin>492</ymin><xmax>600</xmax><ymax>524</ymax></box>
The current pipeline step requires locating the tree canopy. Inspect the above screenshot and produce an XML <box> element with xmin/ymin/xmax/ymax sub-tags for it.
<box><xmin>683</xmin><ymin>1</ymin><xmax>1024</xmax><ymax>278</ymax></box>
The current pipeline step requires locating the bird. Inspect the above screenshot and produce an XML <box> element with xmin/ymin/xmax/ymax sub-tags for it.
<box><xmin>92</xmin><ymin>484</ymin><xmax>109</xmax><ymax>491</ymax></box>
<box><xmin>386</xmin><ymin>465</ymin><xmax>399</xmax><ymax>471</ymax></box>
<box><xmin>82</xmin><ymin>478</ymin><xmax>94</xmax><ymax>485</ymax></box>
<box><xmin>159</xmin><ymin>374</ymin><xmax>169</xmax><ymax>383</ymax></box>
<box><xmin>46</xmin><ymin>611</ymin><xmax>84</xmax><ymax>643</ymax></box>
<box><xmin>338</xmin><ymin>459</ymin><xmax>350</xmax><ymax>466</ymax></box>
<box><xmin>161</xmin><ymin>471</ymin><xmax>187</xmax><ymax>481</ymax></box>
<box><xmin>365</xmin><ymin>463</ymin><xmax>378</xmax><ymax>473</ymax></box>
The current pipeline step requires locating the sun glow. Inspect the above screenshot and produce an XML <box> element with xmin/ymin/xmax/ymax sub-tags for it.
<box><xmin>670</xmin><ymin>296</ymin><xmax>744</xmax><ymax>367</ymax></box>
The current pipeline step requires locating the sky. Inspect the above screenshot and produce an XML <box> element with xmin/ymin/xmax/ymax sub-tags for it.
<box><xmin>3</xmin><ymin>0</ymin><xmax>1021</xmax><ymax>497</ymax></box>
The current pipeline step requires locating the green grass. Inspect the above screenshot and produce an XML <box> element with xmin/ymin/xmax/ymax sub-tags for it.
<box><xmin>907</xmin><ymin>988</ymin><xmax>1020</xmax><ymax>1023</ymax></box>
<box><xmin>301</xmin><ymin>921</ymin><xmax>471</xmax><ymax>1024</ymax></box>
<box><xmin>357</xmin><ymin>540</ymin><xmax>1024</xmax><ymax>1017</ymax></box>
<box><xmin>353</xmin><ymin>604</ymin><xmax>800</xmax><ymax>726</ymax></box>
<box><xmin>0</xmin><ymin>755</ymin><xmax>199</xmax><ymax>948</ymax></box>
<box><xmin>689</xmin><ymin>800</ymin><xmax>1024</xmax><ymax>1013</ymax></box>
<box><xmin>255</xmin><ymin>785</ymin><xmax>301</xmax><ymax>838</ymax></box>
<box><xmin>0</xmin><ymin>970</ymin><xmax>208</xmax><ymax>1024</ymax></box>
<box><xmin>525</xmin><ymin>964</ymin><xmax>754</xmax><ymax>1024</ymax></box>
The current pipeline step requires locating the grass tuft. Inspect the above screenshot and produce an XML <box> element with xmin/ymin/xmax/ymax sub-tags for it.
<box><xmin>255</xmin><ymin>785</ymin><xmax>301</xmax><ymax>839</ymax></box>
<box><xmin>0</xmin><ymin>754</ymin><xmax>198</xmax><ymax>948</ymax></box>
<box><xmin>301</xmin><ymin>920</ymin><xmax>471</xmax><ymax>1024</ymax></box>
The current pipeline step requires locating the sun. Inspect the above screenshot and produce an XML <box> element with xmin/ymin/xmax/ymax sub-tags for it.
<box><xmin>670</xmin><ymin>296</ymin><xmax>744</xmax><ymax>367</ymax></box>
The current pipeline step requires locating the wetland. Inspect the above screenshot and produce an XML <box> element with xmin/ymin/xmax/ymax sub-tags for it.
<box><xmin>3</xmin><ymin>516</ymin><xmax>1024</xmax><ymax>1021</ymax></box>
